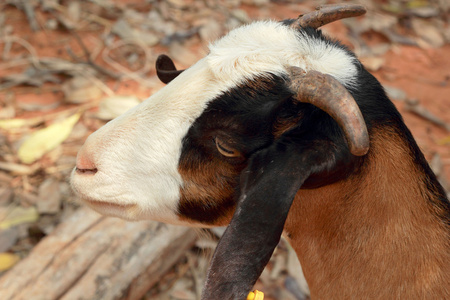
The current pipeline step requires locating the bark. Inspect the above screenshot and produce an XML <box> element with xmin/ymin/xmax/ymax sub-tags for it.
<box><xmin>0</xmin><ymin>207</ymin><xmax>197</xmax><ymax>300</ymax></box>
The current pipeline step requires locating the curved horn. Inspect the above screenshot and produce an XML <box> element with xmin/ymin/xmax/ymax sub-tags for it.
<box><xmin>288</xmin><ymin>66</ymin><xmax>369</xmax><ymax>156</ymax></box>
<box><xmin>290</xmin><ymin>3</ymin><xmax>366</xmax><ymax>29</ymax></box>
<box><xmin>156</xmin><ymin>54</ymin><xmax>184</xmax><ymax>84</ymax></box>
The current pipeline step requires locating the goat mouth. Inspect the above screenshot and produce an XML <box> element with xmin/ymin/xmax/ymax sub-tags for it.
<box><xmin>84</xmin><ymin>199</ymin><xmax>136</xmax><ymax>210</ymax></box>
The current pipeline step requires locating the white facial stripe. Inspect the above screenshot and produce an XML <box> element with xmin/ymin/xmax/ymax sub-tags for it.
<box><xmin>71</xmin><ymin>20</ymin><xmax>358</xmax><ymax>224</ymax></box>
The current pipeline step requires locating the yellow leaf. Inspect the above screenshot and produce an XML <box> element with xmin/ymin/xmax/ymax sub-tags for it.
<box><xmin>0</xmin><ymin>206</ymin><xmax>39</xmax><ymax>230</ymax></box>
<box><xmin>18</xmin><ymin>113</ymin><xmax>81</xmax><ymax>164</ymax></box>
<box><xmin>0</xmin><ymin>118</ymin><xmax>28</xmax><ymax>130</ymax></box>
<box><xmin>0</xmin><ymin>253</ymin><xmax>20</xmax><ymax>271</ymax></box>
<box><xmin>438</xmin><ymin>136</ymin><xmax>450</xmax><ymax>146</ymax></box>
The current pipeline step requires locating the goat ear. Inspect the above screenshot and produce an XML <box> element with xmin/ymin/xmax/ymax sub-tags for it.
<box><xmin>155</xmin><ymin>54</ymin><xmax>184</xmax><ymax>84</ymax></box>
<box><xmin>202</xmin><ymin>135</ymin><xmax>336</xmax><ymax>299</ymax></box>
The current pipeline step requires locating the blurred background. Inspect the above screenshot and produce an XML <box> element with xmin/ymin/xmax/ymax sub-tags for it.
<box><xmin>0</xmin><ymin>0</ymin><xmax>449</xmax><ymax>299</ymax></box>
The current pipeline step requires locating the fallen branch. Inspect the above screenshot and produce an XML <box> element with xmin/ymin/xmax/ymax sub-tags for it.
<box><xmin>64</xmin><ymin>26</ymin><xmax>122</xmax><ymax>80</ymax></box>
<box><xmin>102</xmin><ymin>40</ymin><xmax>156</xmax><ymax>88</ymax></box>
<box><xmin>0</xmin><ymin>207</ymin><xmax>197</xmax><ymax>300</ymax></box>
<box><xmin>405</xmin><ymin>99</ymin><xmax>450</xmax><ymax>131</ymax></box>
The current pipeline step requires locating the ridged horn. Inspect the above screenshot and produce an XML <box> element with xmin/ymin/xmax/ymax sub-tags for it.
<box><xmin>290</xmin><ymin>3</ymin><xmax>366</xmax><ymax>29</ymax></box>
<box><xmin>288</xmin><ymin>66</ymin><xmax>369</xmax><ymax>156</ymax></box>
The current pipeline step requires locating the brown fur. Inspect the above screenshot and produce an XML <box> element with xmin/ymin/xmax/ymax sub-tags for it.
<box><xmin>284</xmin><ymin>128</ymin><xmax>450</xmax><ymax>299</ymax></box>
<box><xmin>178</xmin><ymin>153</ymin><xmax>241</xmax><ymax>226</ymax></box>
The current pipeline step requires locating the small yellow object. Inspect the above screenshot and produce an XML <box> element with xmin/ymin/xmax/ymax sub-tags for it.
<box><xmin>0</xmin><ymin>253</ymin><xmax>20</xmax><ymax>271</ymax></box>
<box><xmin>247</xmin><ymin>290</ymin><xmax>264</xmax><ymax>300</ymax></box>
<box><xmin>18</xmin><ymin>113</ymin><xmax>81</xmax><ymax>164</ymax></box>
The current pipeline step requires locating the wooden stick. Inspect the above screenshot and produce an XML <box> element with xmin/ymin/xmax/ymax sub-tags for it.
<box><xmin>0</xmin><ymin>207</ymin><xmax>197</xmax><ymax>300</ymax></box>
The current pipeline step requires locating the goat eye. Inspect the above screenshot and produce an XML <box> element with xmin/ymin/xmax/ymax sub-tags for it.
<box><xmin>215</xmin><ymin>137</ymin><xmax>241</xmax><ymax>158</ymax></box>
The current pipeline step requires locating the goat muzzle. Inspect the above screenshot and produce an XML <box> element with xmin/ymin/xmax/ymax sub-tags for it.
<box><xmin>290</xmin><ymin>3</ymin><xmax>366</xmax><ymax>29</ymax></box>
<box><xmin>287</xmin><ymin>66</ymin><xmax>370</xmax><ymax>156</ymax></box>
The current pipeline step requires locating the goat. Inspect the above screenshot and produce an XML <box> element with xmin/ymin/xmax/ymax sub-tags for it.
<box><xmin>70</xmin><ymin>4</ymin><xmax>450</xmax><ymax>299</ymax></box>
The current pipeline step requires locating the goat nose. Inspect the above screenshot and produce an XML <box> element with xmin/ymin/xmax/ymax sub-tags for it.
<box><xmin>75</xmin><ymin>145</ymin><xmax>98</xmax><ymax>175</ymax></box>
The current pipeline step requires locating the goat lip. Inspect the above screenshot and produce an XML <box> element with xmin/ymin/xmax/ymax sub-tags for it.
<box><xmin>84</xmin><ymin>199</ymin><xmax>136</xmax><ymax>210</ymax></box>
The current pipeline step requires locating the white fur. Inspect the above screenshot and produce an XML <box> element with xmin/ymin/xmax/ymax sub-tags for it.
<box><xmin>71</xmin><ymin>20</ymin><xmax>358</xmax><ymax>223</ymax></box>
<box><xmin>208</xmin><ymin>21</ymin><xmax>358</xmax><ymax>88</ymax></box>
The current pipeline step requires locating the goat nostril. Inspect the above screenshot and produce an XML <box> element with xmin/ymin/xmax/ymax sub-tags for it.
<box><xmin>76</xmin><ymin>167</ymin><xmax>98</xmax><ymax>175</ymax></box>
<box><xmin>76</xmin><ymin>147</ymin><xmax>98</xmax><ymax>175</ymax></box>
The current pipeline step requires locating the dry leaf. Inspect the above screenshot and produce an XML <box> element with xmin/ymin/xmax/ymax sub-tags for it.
<box><xmin>0</xmin><ymin>206</ymin><xmax>39</xmax><ymax>230</ymax></box>
<box><xmin>430</xmin><ymin>153</ymin><xmax>443</xmax><ymax>176</ymax></box>
<box><xmin>0</xmin><ymin>105</ymin><xmax>15</xmax><ymax>119</ymax></box>
<box><xmin>270</xmin><ymin>251</ymin><xmax>286</xmax><ymax>280</ymax></box>
<box><xmin>412</xmin><ymin>18</ymin><xmax>445</xmax><ymax>48</ymax></box>
<box><xmin>199</xmin><ymin>19</ymin><xmax>222</xmax><ymax>42</ymax></box>
<box><xmin>194</xmin><ymin>238</ymin><xmax>217</xmax><ymax>250</ymax></box>
<box><xmin>112</xmin><ymin>18</ymin><xmax>136</xmax><ymax>40</ymax></box>
<box><xmin>112</xmin><ymin>18</ymin><xmax>159</xmax><ymax>46</ymax></box>
<box><xmin>18</xmin><ymin>113</ymin><xmax>81</xmax><ymax>164</ymax></box>
<box><xmin>437</xmin><ymin>136</ymin><xmax>450</xmax><ymax>145</ymax></box>
<box><xmin>37</xmin><ymin>178</ymin><xmax>61</xmax><ymax>214</ymax></box>
<box><xmin>384</xmin><ymin>85</ymin><xmax>407</xmax><ymax>101</ymax></box>
<box><xmin>210</xmin><ymin>226</ymin><xmax>226</xmax><ymax>238</ymax></box>
<box><xmin>0</xmin><ymin>161</ymin><xmax>40</xmax><ymax>175</ymax></box>
<box><xmin>170</xmin><ymin>278</ymin><xmax>196</xmax><ymax>300</ymax></box>
<box><xmin>0</xmin><ymin>118</ymin><xmax>29</xmax><ymax>130</ymax></box>
<box><xmin>0</xmin><ymin>106</ymin><xmax>93</xmax><ymax>130</ymax></box>
<box><xmin>96</xmin><ymin>96</ymin><xmax>140</xmax><ymax>120</ymax></box>
<box><xmin>404</xmin><ymin>100</ymin><xmax>450</xmax><ymax>131</ymax></box>
<box><xmin>0</xmin><ymin>252</ymin><xmax>20</xmax><ymax>271</ymax></box>
<box><xmin>362</xmin><ymin>56</ymin><xmax>385</xmax><ymax>72</ymax></box>
<box><xmin>0</xmin><ymin>228</ymin><xmax>18</xmax><ymax>252</ymax></box>
<box><xmin>169</xmin><ymin>42</ymin><xmax>200</xmax><ymax>66</ymax></box>
<box><xmin>286</xmin><ymin>241</ymin><xmax>310</xmax><ymax>297</ymax></box>
<box><xmin>0</xmin><ymin>186</ymin><xmax>13</xmax><ymax>205</ymax></box>
<box><xmin>62</xmin><ymin>76</ymin><xmax>103</xmax><ymax>104</ymax></box>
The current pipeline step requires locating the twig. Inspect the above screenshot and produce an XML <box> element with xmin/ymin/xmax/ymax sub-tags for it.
<box><xmin>0</xmin><ymin>58</ymin><xmax>33</xmax><ymax>70</ymax></box>
<box><xmin>75</xmin><ymin>71</ymin><xmax>115</xmax><ymax>97</ymax></box>
<box><xmin>186</xmin><ymin>252</ymin><xmax>204</xmax><ymax>299</ymax></box>
<box><xmin>66</xmin><ymin>46</ymin><xmax>121</xmax><ymax>80</ymax></box>
<box><xmin>38</xmin><ymin>57</ymin><xmax>97</xmax><ymax>76</ymax></box>
<box><xmin>2</xmin><ymin>35</ymin><xmax>12</xmax><ymax>60</ymax></box>
<box><xmin>22</xmin><ymin>1</ymin><xmax>40</xmax><ymax>32</ymax></box>
<box><xmin>7</xmin><ymin>0</ymin><xmax>39</xmax><ymax>32</ymax></box>
<box><xmin>0</xmin><ymin>36</ymin><xmax>42</xmax><ymax>69</ymax></box>
<box><xmin>0</xmin><ymin>161</ymin><xmax>40</xmax><ymax>176</ymax></box>
<box><xmin>70</xmin><ymin>30</ymin><xmax>92</xmax><ymax>61</ymax></box>
<box><xmin>49</xmin><ymin>2</ymin><xmax>113</xmax><ymax>29</ymax></box>
<box><xmin>405</xmin><ymin>99</ymin><xmax>450</xmax><ymax>132</ymax></box>
<box><xmin>59</xmin><ymin>19</ymin><xmax>122</xmax><ymax>80</ymax></box>
<box><xmin>102</xmin><ymin>40</ymin><xmax>155</xmax><ymax>88</ymax></box>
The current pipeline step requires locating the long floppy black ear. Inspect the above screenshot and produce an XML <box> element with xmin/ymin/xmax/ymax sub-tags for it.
<box><xmin>201</xmin><ymin>134</ymin><xmax>341</xmax><ymax>300</ymax></box>
<box><xmin>155</xmin><ymin>54</ymin><xmax>185</xmax><ymax>84</ymax></box>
